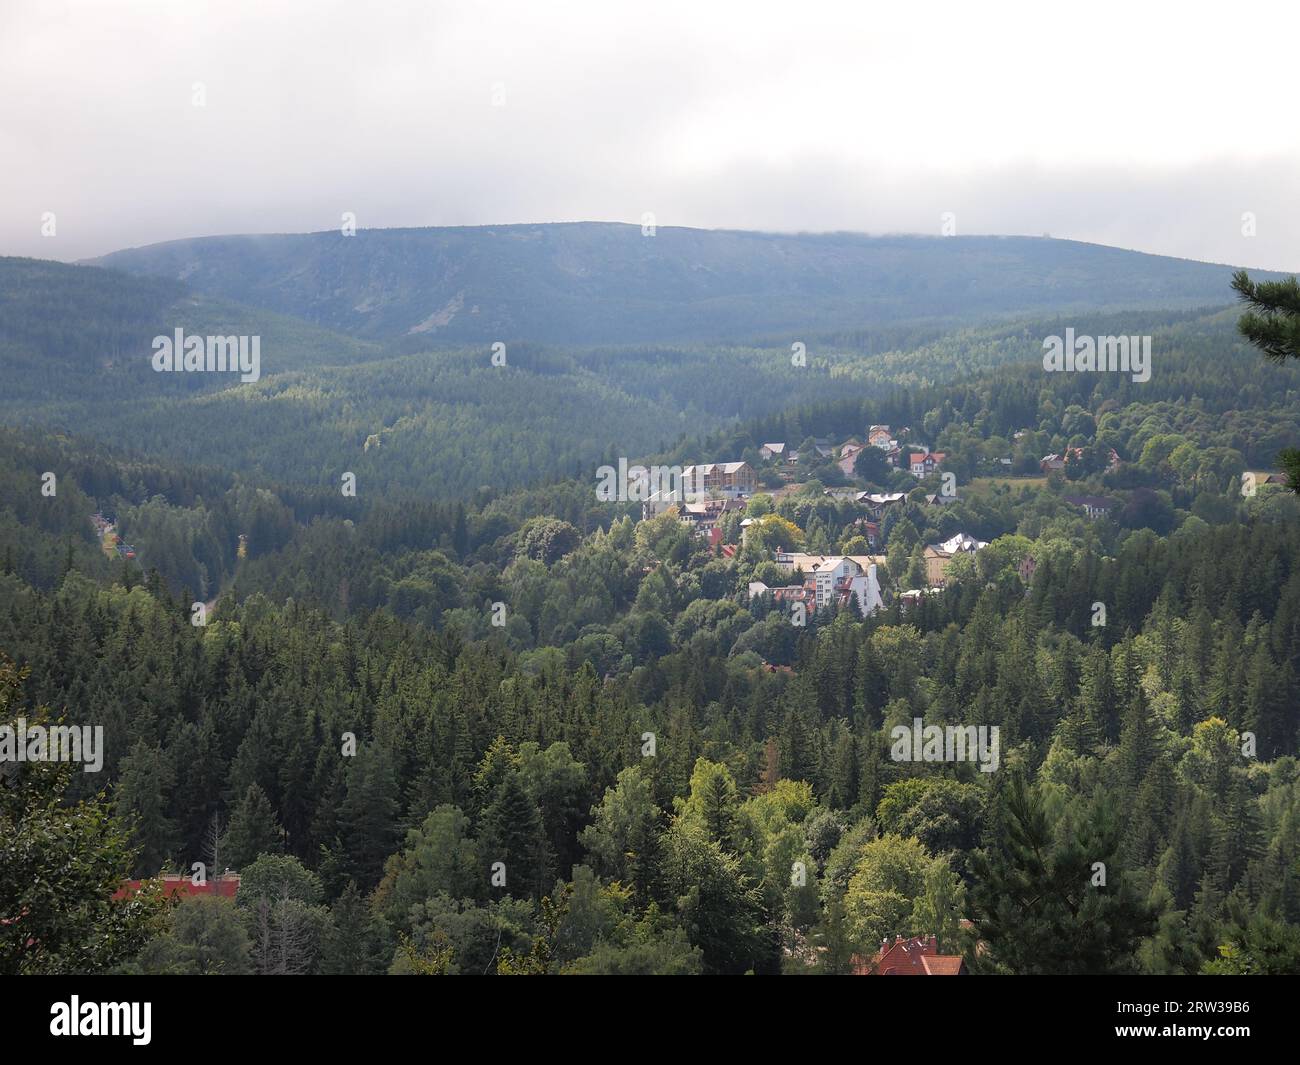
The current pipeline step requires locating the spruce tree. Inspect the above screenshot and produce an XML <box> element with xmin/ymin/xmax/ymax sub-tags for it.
<box><xmin>968</xmin><ymin>775</ymin><xmax>1157</xmax><ymax>974</ymax></box>
<box><xmin>811</xmin><ymin>893</ymin><xmax>855</xmax><ymax>974</ymax></box>
<box><xmin>827</xmin><ymin>728</ymin><xmax>859</xmax><ymax>811</ymax></box>
<box><xmin>480</xmin><ymin>772</ymin><xmax>549</xmax><ymax>899</ymax></box>
<box><xmin>333</xmin><ymin>744</ymin><xmax>400</xmax><ymax>892</ymax></box>
<box><xmin>114</xmin><ymin>740</ymin><xmax>179</xmax><ymax>876</ymax></box>
<box><xmin>780</xmin><ymin>708</ymin><xmax>817</xmax><ymax>785</ymax></box>
<box><xmin>321</xmin><ymin>881</ymin><xmax>385</xmax><ymax>975</ymax></box>
<box><xmin>222</xmin><ymin>783</ymin><xmax>284</xmax><ymax>869</ymax></box>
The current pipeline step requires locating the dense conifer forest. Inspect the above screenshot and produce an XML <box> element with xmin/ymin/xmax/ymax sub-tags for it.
<box><xmin>3</xmin><ymin>258</ymin><xmax>1299</xmax><ymax>973</ymax></box>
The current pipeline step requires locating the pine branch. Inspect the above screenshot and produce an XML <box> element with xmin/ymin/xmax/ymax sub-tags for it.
<box><xmin>1231</xmin><ymin>270</ymin><xmax>1300</xmax><ymax>314</ymax></box>
<box><xmin>1232</xmin><ymin>271</ymin><xmax>1300</xmax><ymax>362</ymax></box>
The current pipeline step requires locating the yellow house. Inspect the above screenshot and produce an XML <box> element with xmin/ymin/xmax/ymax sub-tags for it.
<box><xmin>923</xmin><ymin>546</ymin><xmax>950</xmax><ymax>586</ymax></box>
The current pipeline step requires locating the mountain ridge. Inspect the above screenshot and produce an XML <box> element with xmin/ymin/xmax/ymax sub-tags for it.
<box><xmin>86</xmin><ymin>222</ymin><xmax>1279</xmax><ymax>346</ymax></box>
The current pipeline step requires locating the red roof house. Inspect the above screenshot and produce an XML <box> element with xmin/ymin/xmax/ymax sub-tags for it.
<box><xmin>852</xmin><ymin>935</ymin><xmax>967</xmax><ymax>975</ymax></box>
<box><xmin>113</xmin><ymin>873</ymin><xmax>240</xmax><ymax>901</ymax></box>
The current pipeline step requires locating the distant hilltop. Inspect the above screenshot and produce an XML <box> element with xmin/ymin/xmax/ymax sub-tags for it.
<box><xmin>86</xmin><ymin>222</ymin><xmax>1276</xmax><ymax>346</ymax></box>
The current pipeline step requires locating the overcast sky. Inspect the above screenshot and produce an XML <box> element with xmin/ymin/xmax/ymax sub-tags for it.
<box><xmin>3</xmin><ymin>0</ymin><xmax>1298</xmax><ymax>269</ymax></box>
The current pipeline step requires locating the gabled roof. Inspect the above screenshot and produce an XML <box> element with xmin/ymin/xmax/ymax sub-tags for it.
<box><xmin>684</xmin><ymin>461</ymin><xmax>752</xmax><ymax>475</ymax></box>
<box><xmin>853</xmin><ymin>935</ymin><xmax>966</xmax><ymax>975</ymax></box>
<box><xmin>933</xmin><ymin>532</ymin><xmax>988</xmax><ymax>554</ymax></box>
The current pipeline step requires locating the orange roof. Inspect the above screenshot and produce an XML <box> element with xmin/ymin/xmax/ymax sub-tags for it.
<box><xmin>852</xmin><ymin>935</ymin><xmax>967</xmax><ymax>975</ymax></box>
<box><xmin>113</xmin><ymin>874</ymin><xmax>240</xmax><ymax>900</ymax></box>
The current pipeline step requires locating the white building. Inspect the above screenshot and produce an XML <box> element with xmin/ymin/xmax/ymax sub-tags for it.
<box><xmin>935</xmin><ymin>532</ymin><xmax>988</xmax><ymax>554</ymax></box>
<box><xmin>774</xmin><ymin>554</ymin><xmax>884</xmax><ymax>615</ymax></box>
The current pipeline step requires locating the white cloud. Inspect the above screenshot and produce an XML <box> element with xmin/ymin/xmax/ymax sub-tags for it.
<box><xmin>1</xmin><ymin>0</ymin><xmax>1297</xmax><ymax>269</ymax></box>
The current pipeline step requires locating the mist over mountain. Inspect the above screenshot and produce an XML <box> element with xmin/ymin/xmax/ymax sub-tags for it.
<box><xmin>88</xmin><ymin>223</ymin><xmax>1267</xmax><ymax>346</ymax></box>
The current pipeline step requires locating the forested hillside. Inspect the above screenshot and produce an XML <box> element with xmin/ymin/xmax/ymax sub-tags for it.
<box><xmin>88</xmin><ymin>224</ymin><xmax>1278</xmax><ymax>344</ymax></box>
<box><xmin>11</xmin><ymin>0</ymin><xmax>1300</xmax><ymax>1005</ymax></box>
<box><xmin>6</xmin><ymin>255</ymin><xmax>1298</xmax><ymax>499</ymax></box>
<box><xmin>4</xmin><ymin>287</ymin><xmax>1299</xmax><ymax>972</ymax></box>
